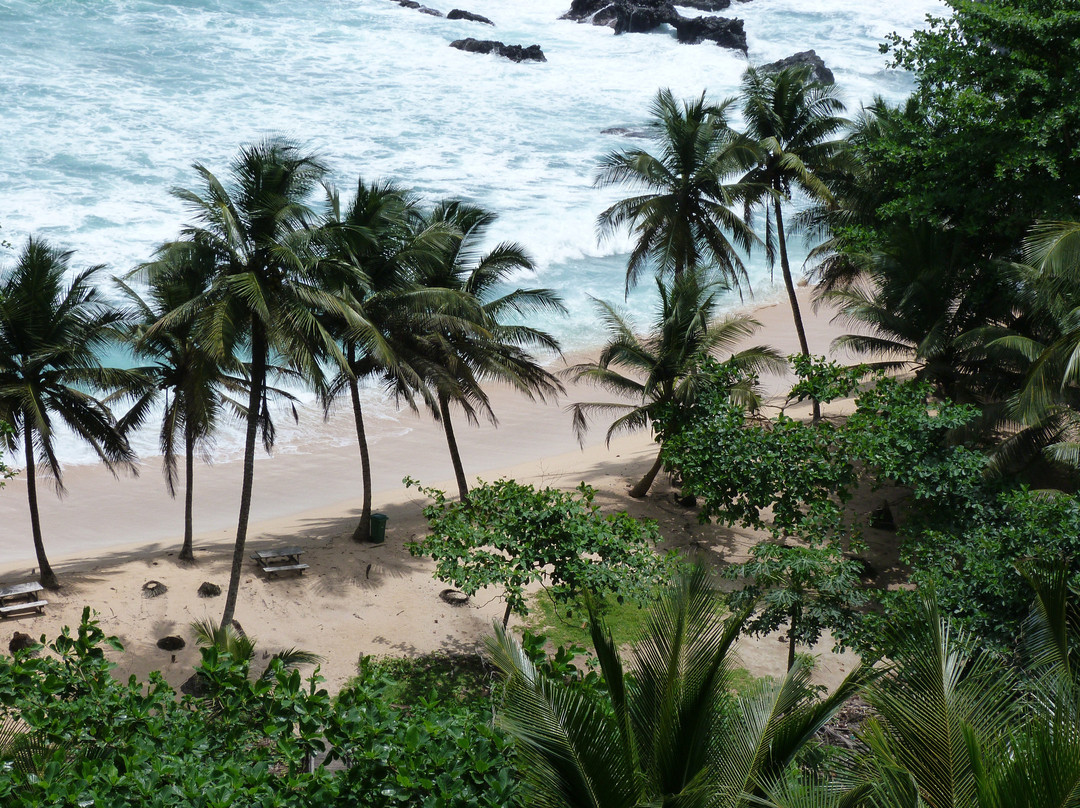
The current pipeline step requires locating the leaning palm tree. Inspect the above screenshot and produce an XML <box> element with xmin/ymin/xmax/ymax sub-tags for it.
<box><xmin>596</xmin><ymin>87</ymin><xmax>758</xmax><ymax>294</ymax></box>
<box><xmin>161</xmin><ymin>138</ymin><xmax>356</xmax><ymax>627</ymax></box>
<box><xmin>406</xmin><ymin>200</ymin><xmax>566</xmax><ymax>501</ymax></box>
<box><xmin>0</xmin><ymin>238</ymin><xmax>139</xmax><ymax>589</ymax></box>
<box><xmin>317</xmin><ymin>177</ymin><xmax>448</xmax><ymax>540</ymax></box>
<box><xmin>739</xmin><ymin>66</ymin><xmax>848</xmax><ymax>419</ymax></box>
<box><xmin>488</xmin><ymin>565</ymin><xmax>872</xmax><ymax>808</ymax></box>
<box><xmin>115</xmin><ymin>242</ymin><xmax>248</xmax><ymax>562</ymax></box>
<box><xmin>566</xmin><ymin>269</ymin><xmax>785</xmax><ymax>497</ymax></box>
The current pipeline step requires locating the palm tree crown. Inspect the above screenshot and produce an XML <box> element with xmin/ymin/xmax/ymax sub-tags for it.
<box><xmin>596</xmin><ymin>88</ymin><xmax>758</xmax><ymax>293</ymax></box>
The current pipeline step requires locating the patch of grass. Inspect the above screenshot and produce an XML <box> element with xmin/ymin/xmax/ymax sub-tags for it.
<box><xmin>526</xmin><ymin>591</ymin><xmax>761</xmax><ymax>695</ymax></box>
<box><xmin>354</xmin><ymin>653</ymin><xmax>496</xmax><ymax>707</ymax></box>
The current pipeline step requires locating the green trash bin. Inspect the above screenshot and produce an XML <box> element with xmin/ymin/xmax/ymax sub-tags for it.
<box><xmin>369</xmin><ymin>513</ymin><xmax>389</xmax><ymax>544</ymax></box>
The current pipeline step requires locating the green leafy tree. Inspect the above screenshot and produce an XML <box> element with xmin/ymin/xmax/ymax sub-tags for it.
<box><xmin>566</xmin><ymin>269</ymin><xmax>785</xmax><ymax>498</ymax></box>
<box><xmin>0</xmin><ymin>238</ymin><xmax>139</xmax><ymax>589</ymax></box>
<box><xmin>873</xmin><ymin>0</ymin><xmax>1080</xmax><ymax>247</ymax></box>
<box><xmin>725</xmin><ymin>541</ymin><xmax>866</xmax><ymax>670</ymax></box>
<box><xmin>738</xmin><ymin>66</ymin><xmax>848</xmax><ymax>420</ymax></box>
<box><xmin>596</xmin><ymin>88</ymin><xmax>757</xmax><ymax>292</ymax></box>
<box><xmin>406</xmin><ymin>201</ymin><xmax>565</xmax><ymax>501</ymax></box>
<box><xmin>163</xmin><ymin>138</ymin><xmax>352</xmax><ymax>627</ymax></box>
<box><xmin>488</xmin><ymin>565</ymin><xmax>872</xmax><ymax>808</ymax></box>
<box><xmin>406</xmin><ymin>477</ymin><xmax>673</xmax><ymax>627</ymax></box>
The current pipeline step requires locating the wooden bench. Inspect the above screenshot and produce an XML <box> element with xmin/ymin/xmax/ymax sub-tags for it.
<box><xmin>0</xmin><ymin>581</ymin><xmax>47</xmax><ymax>617</ymax></box>
<box><xmin>251</xmin><ymin>547</ymin><xmax>308</xmax><ymax>576</ymax></box>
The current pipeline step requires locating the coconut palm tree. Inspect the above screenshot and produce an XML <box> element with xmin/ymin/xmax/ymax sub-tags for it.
<box><xmin>566</xmin><ymin>269</ymin><xmax>785</xmax><ymax>497</ymax></box>
<box><xmin>114</xmin><ymin>243</ymin><xmax>248</xmax><ymax>562</ymax></box>
<box><xmin>739</xmin><ymin>66</ymin><xmax>848</xmax><ymax>419</ymax></box>
<box><xmin>0</xmin><ymin>238</ymin><xmax>139</xmax><ymax>589</ymax></box>
<box><xmin>488</xmin><ymin>565</ymin><xmax>872</xmax><ymax>808</ymax></box>
<box><xmin>190</xmin><ymin>617</ymin><xmax>321</xmax><ymax>679</ymax></box>
<box><xmin>596</xmin><ymin>88</ymin><xmax>758</xmax><ymax>294</ymax></box>
<box><xmin>316</xmin><ymin>178</ymin><xmax>450</xmax><ymax>540</ymax></box>
<box><xmin>407</xmin><ymin>200</ymin><xmax>566</xmax><ymax>501</ymax></box>
<box><xmin>162</xmin><ymin>137</ymin><xmax>356</xmax><ymax>627</ymax></box>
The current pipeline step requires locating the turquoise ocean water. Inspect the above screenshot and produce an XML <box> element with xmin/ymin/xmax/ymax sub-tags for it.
<box><xmin>0</xmin><ymin>0</ymin><xmax>941</xmax><ymax>463</ymax></box>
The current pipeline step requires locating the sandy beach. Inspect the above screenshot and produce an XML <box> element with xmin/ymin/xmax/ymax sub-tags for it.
<box><xmin>0</xmin><ymin>287</ymin><xmax>874</xmax><ymax>692</ymax></box>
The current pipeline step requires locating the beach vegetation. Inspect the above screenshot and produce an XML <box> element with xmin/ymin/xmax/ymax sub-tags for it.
<box><xmin>565</xmin><ymin>268</ymin><xmax>785</xmax><ymax>497</ymax></box>
<box><xmin>738</xmin><ymin>66</ymin><xmax>848</xmax><ymax>419</ymax></box>
<box><xmin>405</xmin><ymin>476</ymin><xmax>675</xmax><ymax>627</ymax></box>
<box><xmin>0</xmin><ymin>238</ymin><xmax>140</xmax><ymax>590</ymax></box>
<box><xmin>316</xmin><ymin>177</ymin><xmax>444</xmax><ymax>541</ymax></box>
<box><xmin>115</xmin><ymin>245</ymin><xmax>251</xmax><ymax>562</ymax></box>
<box><xmin>161</xmin><ymin>137</ymin><xmax>354</xmax><ymax>628</ymax></box>
<box><xmin>404</xmin><ymin>200</ymin><xmax>565</xmax><ymax>501</ymax></box>
<box><xmin>595</xmin><ymin>88</ymin><xmax>758</xmax><ymax>293</ymax></box>
<box><xmin>190</xmin><ymin>617</ymin><xmax>322</xmax><ymax>677</ymax></box>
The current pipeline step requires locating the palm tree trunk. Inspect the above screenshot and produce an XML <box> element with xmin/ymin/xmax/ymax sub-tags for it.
<box><xmin>439</xmin><ymin>392</ymin><xmax>470</xmax><ymax>501</ymax></box>
<box><xmin>23</xmin><ymin>422</ymin><xmax>58</xmax><ymax>590</ymax></box>
<box><xmin>179</xmin><ymin>425</ymin><xmax>195</xmax><ymax>563</ymax></box>
<box><xmin>773</xmin><ymin>195</ymin><xmax>820</xmax><ymax>421</ymax></box>
<box><xmin>349</xmin><ymin>369</ymin><xmax>373</xmax><ymax>543</ymax></box>
<box><xmin>220</xmin><ymin>325</ymin><xmax>266</xmax><ymax>629</ymax></box>
<box><xmin>629</xmin><ymin>448</ymin><xmax>664</xmax><ymax>499</ymax></box>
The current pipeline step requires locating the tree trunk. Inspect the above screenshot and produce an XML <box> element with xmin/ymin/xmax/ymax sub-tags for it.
<box><xmin>629</xmin><ymin>448</ymin><xmax>664</xmax><ymax>499</ymax></box>
<box><xmin>349</xmin><ymin>359</ymin><xmax>373</xmax><ymax>542</ymax></box>
<box><xmin>787</xmin><ymin>602</ymin><xmax>800</xmax><ymax>670</ymax></box>
<box><xmin>179</xmin><ymin>425</ymin><xmax>195</xmax><ymax>562</ymax></box>
<box><xmin>220</xmin><ymin>325</ymin><xmax>266</xmax><ymax>629</ymax></box>
<box><xmin>23</xmin><ymin>422</ymin><xmax>58</xmax><ymax>590</ymax></box>
<box><xmin>439</xmin><ymin>392</ymin><xmax>470</xmax><ymax>501</ymax></box>
<box><xmin>773</xmin><ymin>195</ymin><xmax>820</xmax><ymax>422</ymax></box>
<box><xmin>502</xmin><ymin>600</ymin><xmax>513</xmax><ymax>629</ymax></box>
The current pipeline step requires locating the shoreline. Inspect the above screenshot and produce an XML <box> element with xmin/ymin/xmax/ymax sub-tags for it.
<box><xmin>0</xmin><ymin>285</ymin><xmax>868</xmax><ymax>694</ymax></box>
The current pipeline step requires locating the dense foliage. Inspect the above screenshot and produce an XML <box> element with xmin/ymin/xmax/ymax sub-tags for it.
<box><xmin>406</xmin><ymin>477</ymin><xmax>674</xmax><ymax>626</ymax></box>
<box><xmin>0</xmin><ymin>612</ymin><xmax>520</xmax><ymax>808</ymax></box>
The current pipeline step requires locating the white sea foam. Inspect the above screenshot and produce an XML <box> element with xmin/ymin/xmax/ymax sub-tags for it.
<box><xmin>0</xmin><ymin>0</ymin><xmax>943</xmax><ymax>465</ymax></box>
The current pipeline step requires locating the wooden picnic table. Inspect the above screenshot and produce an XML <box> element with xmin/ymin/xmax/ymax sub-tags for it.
<box><xmin>251</xmin><ymin>547</ymin><xmax>308</xmax><ymax>576</ymax></box>
<box><xmin>0</xmin><ymin>580</ymin><xmax>47</xmax><ymax>617</ymax></box>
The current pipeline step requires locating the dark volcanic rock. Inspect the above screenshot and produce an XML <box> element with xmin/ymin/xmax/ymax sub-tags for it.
<box><xmin>9</xmin><ymin>631</ymin><xmax>34</xmax><ymax>654</ymax></box>
<box><xmin>447</xmin><ymin>8</ymin><xmax>495</xmax><ymax>24</ymax></box>
<box><xmin>418</xmin><ymin>5</ymin><xmax>444</xmax><ymax>15</ymax></box>
<box><xmin>396</xmin><ymin>0</ymin><xmax>420</xmax><ymax>6</ymax></box>
<box><xmin>678</xmin><ymin>0</ymin><xmax>731</xmax><ymax>9</ymax></box>
<box><xmin>601</xmin><ymin>126</ymin><xmax>651</xmax><ymax>138</ymax></box>
<box><xmin>394</xmin><ymin>0</ymin><xmax>444</xmax><ymax>14</ymax></box>
<box><xmin>450</xmin><ymin>38</ymin><xmax>546</xmax><ymax>62</ymax></box>
<box><xmin>761</xmin><ymin>49</ymin><xmax>835</xmax><ymax>84</ymax></box>
<box><xmin>674</xmin><ymin>15</ymin><xmax>746</xmax><ymax>51</ymax></box>
<box><xmin>560</xmin><ymin>0</ymin><xmax>614</xmax><ymax>21</ymax></box>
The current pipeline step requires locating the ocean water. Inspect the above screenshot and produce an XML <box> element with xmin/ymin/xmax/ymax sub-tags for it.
<box><xmin>0</xmin><ymin>0</ymin><xmax>942</xmax><ymax>465</ymax></box>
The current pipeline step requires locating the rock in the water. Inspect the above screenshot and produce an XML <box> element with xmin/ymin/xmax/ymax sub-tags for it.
<box><xmin>450</xmin><ymin>38</ymin><xmax>547</xmax><ymax>62</ymax></box>
<box><xmin>396</xmin><ymin>0</ymin><xmax>420</xmax><ymax>7</ymax></box>
<box><xmin>157</xmin><ymin>635</ymin><xmax>186</xmax><ymax>652</ymax></box>
<box><xmin>560</xmin><ymin>0</ymin><xmax>613</xmax><ymax>21</ymax></box>
<box><xmin>760</xmin><ymin>50</ymin><xmax>835</xmax><ymax>84</ymax></box>
<box><xmin>197</xmin><ymin>581</ymin><xmax>221</xmax><ymax>598</ymax></box>
<box><xmin>677</xmin><ymin>0</ymin><xmax>731</xmax><ymax>10</ymax></box>
<box><xmin>9</xmin><ymin>631</ymin><xmax>34</xmax><ymax>654</ymax></box>
<box><xmin>601</xmin><ymin>126</ymin><xmax>651</xmax><ymax>138</ymax></box>
<box><xmin>447</xmin><ymin>8</ymin><xmax>495</xmax><ymax>24</ymax></box>
<box><xmin>674</xmin><ymin>15</ymin><xmax>746</xmax><ymax>51</ymax></box>
<box><xmin>418</xmin><ymin>6</ymin><xmax>444</xmax><ymax>15</ymax></box>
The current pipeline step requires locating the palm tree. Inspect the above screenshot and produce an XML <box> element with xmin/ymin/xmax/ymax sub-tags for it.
<box><xmin>566</xmin><ymin>269</ymin><xmax>785</xmax><ymax>497</ymax></box>
<box><xmin>739</xmin><ymin>66</ymin><xmax>848</xmax><ymax>419</ymax></box>
<box><xmin>316</xmin><ymin>178</ymin><xmax>447</xmax><ymax>540</ymax></box>
<box><xmin>596</xmin><ymin>88</ymin><xmax>758</xmax><ymax>293</ymax></box>
<box><xmin>190</xmin><ymin>617</ymin><xmax>321</xmax><ymax>679</ymax></box>
<box><xmin>488</xmin><ymin>565</ymin><xmax>872</xmax><ymax>808</ymax></box>
<box><xmin>407</xmin><ymin>200</ymin><xmax>566</xmax><ymax>501</ymax></box>
<box><xmin>0</xmin><ymin>238</ymin><xmax>139</xmax><ymax>589</ymax></box>
<box><xmin>162</xmin><ymin>138</ymin><xmax>353</xmax><ymax>627</ymax></box>
<box><xmin>115</xmin><ymin>243</ymin><xmax>248</xmax><ymax>562</ymax></box>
